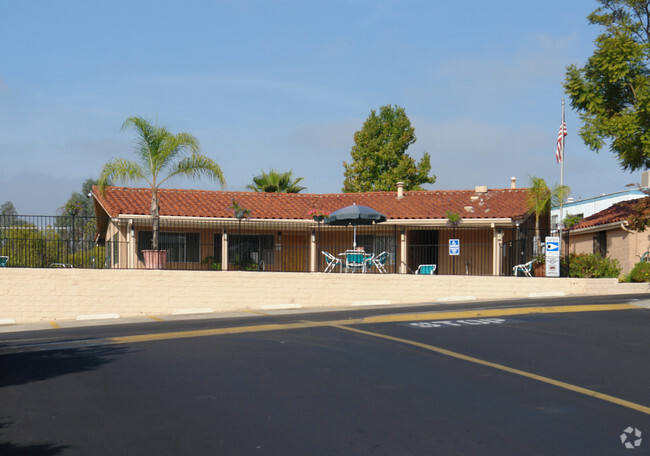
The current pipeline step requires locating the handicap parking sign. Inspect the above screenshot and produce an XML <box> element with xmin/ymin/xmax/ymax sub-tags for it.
<box><xmin>449</xmin><ymin>239</ymin><xmax>460</xmax><ymax>256</ymax></box>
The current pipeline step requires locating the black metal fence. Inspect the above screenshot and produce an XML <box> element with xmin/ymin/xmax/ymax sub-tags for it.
<box><xmin>0</xmin><ymin>214</ymin><xmax>105</xmax><ymax>269</ymax></box>
<box><xmin>0</xmin><ymin>214</ymin><xmax>563</xmax><ymax>275</ymax></box>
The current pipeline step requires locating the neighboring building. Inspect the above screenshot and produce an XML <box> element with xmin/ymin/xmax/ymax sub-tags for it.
<box><xmin>551</xmin><ymin>188</ymin><xmax>648</xmax><ymax>230</ymax></box>
<box><xmin>551</xmin><ymin>171</ymin><xmax>649</xmax><ymax>229</ymax></box>
<box><xmin>91</xmin><ymin>181</ymin><xmax>543</xmax><ymax>275</ymax></box>
<box><xmin>567</xmin><ymin>197</ymin><xmax>650</xmax><ymax>275</ymax></box>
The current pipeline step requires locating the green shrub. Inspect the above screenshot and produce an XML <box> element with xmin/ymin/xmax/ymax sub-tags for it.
<box><xmin>627</xmin><ymin>261</ymin><xmax>650</xmax><ymax>282</ymax></box>
<box><xmin>563</xmin><ymin>253</ymin><xmax>621</xmax><ymax>278</ymax></box>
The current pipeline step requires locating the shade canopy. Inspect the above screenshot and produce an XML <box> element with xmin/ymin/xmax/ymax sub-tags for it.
<box><xmin>324</xmin><ymin>204</ymin><xmax>387</xmax><ymax>249</ymax></box>
<box><xmin>324</xmin><ymin>204</ymin><xmax>387</xmax><ymax>226</ymax></box>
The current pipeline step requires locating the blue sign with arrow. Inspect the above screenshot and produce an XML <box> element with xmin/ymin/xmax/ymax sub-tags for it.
<box><xmin>545</xmin><ymin>236</ymin><xmax>560</xmax><ymax>278</ymax></box>
<box><xmin>546</xmin><ymin>240</ymin><xmax>559</xmax><ymax>252</ymax></box>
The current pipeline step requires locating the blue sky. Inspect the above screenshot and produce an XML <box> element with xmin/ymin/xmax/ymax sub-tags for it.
<box><xmin>0</xmin><ymin>0</ymin><xmax>641</xmax><ymax>215</ymax></box>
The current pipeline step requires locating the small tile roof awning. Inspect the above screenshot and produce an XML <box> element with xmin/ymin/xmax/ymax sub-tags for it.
<box><xmin>571</xmin><ymin>196</ymin><xmax>648</xmax><ymax>231</ymax></box>
<box><xmin>92</xmin><ymin>185</ymin><xmax>532</xmax><ymax>222</ymax></box>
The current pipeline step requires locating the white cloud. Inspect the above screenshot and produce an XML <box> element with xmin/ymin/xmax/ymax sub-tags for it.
<box><xmin>410</xmin><ymin>115</ymin><xmax>642</xmax><ymax>200</ymax></box>
<box><xmin>407</xmin><ymin>33</ymin><xmax>581</xmax><ymax>116</ymax></box>
<box><xmin>412</xmin><ymin>117</ymin><xmax>553</xmax><ymax>190</ymax></box>
<box><xmin>440</xmin><ymin>33</ymin><xmax>577</xmax><ymax>81</ymax></box>
<box><xmin>288</xmin><ymin>120</ymin><xmax>358</xmax><ymax>152</ymax></box>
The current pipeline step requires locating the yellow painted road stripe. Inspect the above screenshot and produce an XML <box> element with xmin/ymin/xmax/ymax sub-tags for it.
<box><xmin>106</xmin><ymin>304</ymin><xmax>636</xmax><ymax>345</ymax></box>
<box><xmin>358</xmin><ymin>304</ymin><xmax>638</xmax><ymax>324</ymax></box>
<box><xmin>0</xmin><ymin>304</ymin><xmax>640</xmax><ymax>356</ymax></box>
<box><xmin>332</xmin><ymin>324</ymin><xmax>650</xmax><ymax>416</ymax></box>
<box><xmin>108</xmin><ymin>321</ymin><xmax>326</xmax><ymax>345</ymax></box>
<box><xmin>243</xmin><ymin>310</ymin><xmax>271</xmax><ymax>316</ymax></box>
<box><xmin>49</xmin><ymin>321</ymin><xmax>61</xmax><ymax>329</ymax></box>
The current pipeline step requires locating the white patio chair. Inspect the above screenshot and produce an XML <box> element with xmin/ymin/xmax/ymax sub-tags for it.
<box><xmin>344</xmin><ymin>251</ymin><xmax>367</xmax><ymax>273</ymax></box>
<box><xmin>372</xmin><ymin>251</ymin><xmax>390</xmax><ymax>273</ymax></box>
<box><xmin>322</xmin><ymin>251</ymin><xmax>343</xmax><ymax>273</ymax></box>
<box><xmin>513</xmin><ymin>259</ymin><xmax>535</xmax><ymax>277</ymax></box>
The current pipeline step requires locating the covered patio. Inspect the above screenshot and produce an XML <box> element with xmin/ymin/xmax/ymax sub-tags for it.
<box><xmin>91</xmin><ymin>183</ymin><xmax>540</xmax><ymax>275</ymax></box>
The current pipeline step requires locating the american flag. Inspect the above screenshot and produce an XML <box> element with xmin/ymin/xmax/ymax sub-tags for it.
<box><xmin>556</xmin><ymin>122</ymin><xmax>567</xmax><ymax>163</ymax></box>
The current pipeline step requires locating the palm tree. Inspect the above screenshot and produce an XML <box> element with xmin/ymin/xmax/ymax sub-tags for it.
<box><xmin>99</xmin><ymin>116</ymin><xmax>226</xmax><ymax>251</ymax></box>
<box><xmin>526</xmin><ymin>175</ymin><xmax>570</xmax><ymax>255</ymax></box>
<box><xmin>246</xmin><ymin>169</ymin><xmax>306</xmax><ymax>193</ymax></box>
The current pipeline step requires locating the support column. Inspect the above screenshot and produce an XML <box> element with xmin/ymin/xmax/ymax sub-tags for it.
<box><xmin>310</xmin><ymin>230</ymin><xmax>317</xmax><ymax>272</ymax></box>
<box><xmin>221</xmin><ymin>230</ymin><xmax>229</xmax><ymax>271</ymax></box>
<box><xmin>128</xmin><ymin>219</ymin><xmax>135</xmax><ymax>269</ymax></box>
<box><xmin>399</xmin><ymin>228</ymin><xmax>407</xmax><ymax>274</ymax></box>
<box><xmin>492</xmin><ymin>224</ymin><xmax>502</xmax><ymax>276</ymax></box>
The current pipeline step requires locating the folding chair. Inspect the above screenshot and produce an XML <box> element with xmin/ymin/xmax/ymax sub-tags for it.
<box><xmin>371</xmin><ymin>251</ymin><xmax>390</xmax><ymax>273</ymax></box>
<box><xmin>344</xmin><ymin>251</ymin><xmax>367</xmax><ymax>273</ymax></box>
<box><xmin>416</xmin><ymin>264</ymin><xmax>436</xmax><ymax>275</ymax></box>
<box><xmin>322</xmin><ymin>251</ymin><xmax>342</xmax><ymax>273</ymax></box>
<box><xmin>513</xmin><ymin>259</ymin><xmax>534</xmax><ymax>277</ymax></box>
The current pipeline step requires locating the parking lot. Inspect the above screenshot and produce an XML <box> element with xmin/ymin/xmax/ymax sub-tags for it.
<box><xmin>1</xmin><ymin>296</ymin><xmax>650</xmax><ymax>455</ymax></box>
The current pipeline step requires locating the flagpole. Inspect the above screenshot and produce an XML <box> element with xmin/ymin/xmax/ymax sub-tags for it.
<box><xmin>559</xmin><ymin>99</ymin><xmax>565</xmax><ymax>272</ymax></box>
<box><xmin>559</xmin><ymin>98</ymin><xmax>565</xmax><ymax>228</ymax></box>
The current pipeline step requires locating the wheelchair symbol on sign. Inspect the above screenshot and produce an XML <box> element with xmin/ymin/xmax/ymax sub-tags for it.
<box><xmin>449</xmin><ymin>239</ymin><xmax>460</xmax><ymax>256</ymax></box>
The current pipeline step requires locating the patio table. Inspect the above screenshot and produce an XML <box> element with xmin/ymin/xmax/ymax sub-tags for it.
<box><xmin>338</xmin><ymin>251</ymin><xmax>374</xmax><ymax>273</ymax></box>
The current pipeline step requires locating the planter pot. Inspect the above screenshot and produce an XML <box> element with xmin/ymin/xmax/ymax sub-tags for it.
<box><xmin>143</xmin><ymin>250</ymin><xmax>167</xmax><ymax>270</ymax></box>
<box><xmin>533</xmin><ymin>264</ymin><xmax>545</xmax><ymax>277</ymax></box>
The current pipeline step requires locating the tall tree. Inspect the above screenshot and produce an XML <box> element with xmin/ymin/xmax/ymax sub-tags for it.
<box><xmin>246</xmin><ymin>169</ymin><xmax>306</xmax><ymax>193</ymax></box>
<box><xmin>0</xmin><ymin>201</ymin><xmax>18</xmax><ymax>227</ymax></box>
<box><xmin>59</xmin><ymin>178</ymin><xmax>99</xmax><ymax>218</ymax></box>
<box><xmin>625</xmin><ymin>192</ymin><xmax>650</xmax><ymax>231</ymax></box>
<box><xmin>1</xmin><ymin>201</ymin><xmax>17</xmax><ymax>217</ymax></box>
<box><xmin>99</xmin><ymin>116</ymin><xmax>226</xmax><ymax>250</ymax></box>
<box><xmin>57</xmin><ymin>179</ymin><xmax>102</xmax><ymax>256</ymax></box>
<box><xmin>342</xmin><ymin>104</ymin><xmax>435</xmax><ymax>193</ymax></box>
<box><xmin>526</xmin><ymin>176</ymin><xmax>570</xmax><ymax>255</ymax></box>
<box><xmin>564</xmin><ymin>0</ymin><xmax>650</xmax><ymax>171</ymax></box>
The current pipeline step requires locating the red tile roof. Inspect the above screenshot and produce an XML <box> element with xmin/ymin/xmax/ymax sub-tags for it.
<box><xmin>92</xmin><ymin>186</ymin><xmax>532</xmax><ymax>221</ymax></box>
<box><xmin>571</xmin><ymin>197</ymin><xmax>648</xmax><ymax>230</ymax></box>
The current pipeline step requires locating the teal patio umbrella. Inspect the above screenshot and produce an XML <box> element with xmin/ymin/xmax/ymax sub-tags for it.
<box><xmin>324</xmin><ymin>204</ymin><xmax>387</xmax><ymax>249</ymax></box>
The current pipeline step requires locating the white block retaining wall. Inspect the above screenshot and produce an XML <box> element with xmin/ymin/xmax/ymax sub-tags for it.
<box><xmin>1</xmin><ymin>269</ymin><xmax>649</xmax><ymax>323</ymax></box>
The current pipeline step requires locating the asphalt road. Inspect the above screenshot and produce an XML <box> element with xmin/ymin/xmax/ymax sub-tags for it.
<box><xmin>1</xmin><ymin>295</ymin><xmax>650</xmax><ymax>455</ymax></box>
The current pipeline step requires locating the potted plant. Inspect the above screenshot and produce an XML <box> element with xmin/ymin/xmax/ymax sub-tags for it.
<box><xmin>99</xmin><ymin>116</ymin><xmax>226</xmax><ymax>269</ymax></box>
<box><xmin>230</xmin><ymin>200</ymin><xmax>251</xmax><ymax>270</ymax></box>
<box><xmin>445</xmin><ymin>210</ymin><xmax>462</xmax><ymax>227</ymax></box>
<box><xmin>308</xmin><ymin>208</ymin><xmax>330</xmax><ymax>222</ymax></box>
<box><xmin>533</xmin><ymin>254</ymin><xmax>546</xmax><ymax>277</ymax></box>
<box><xmin>230</xmin><ymin>200</ymin><xmax>251</xmax><ymax>220</ymax></box>
<box><xmin>202</xmin><ymin>255</ymin><xmax>222</xmax><ymax>271</ymax></box>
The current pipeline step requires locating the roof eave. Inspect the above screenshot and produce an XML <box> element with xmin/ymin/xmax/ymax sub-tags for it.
<box><xmin>569</xmin><ymin>220</ymin><xmax>628</xmax><ymax>235</ymax></box>
<box><xmin>388</xmin><ymin>218</ymin><xmax>518</xmax><ymax>227</ymax></box>
<box><xmin>113</xmin><ymin>214</ymin><xmax>519</xmax><ymax>227</ymax></box>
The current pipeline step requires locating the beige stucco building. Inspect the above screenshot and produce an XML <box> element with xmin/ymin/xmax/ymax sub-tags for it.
<box><xmin>91</xmin><ymin>183</ymin><xmax>544</xmax><ymax>275</ymax></box>
<box><xmin>568</xmin><ymin>197</ymin><xmax>650</xmax><ymax>275</ymax></box>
